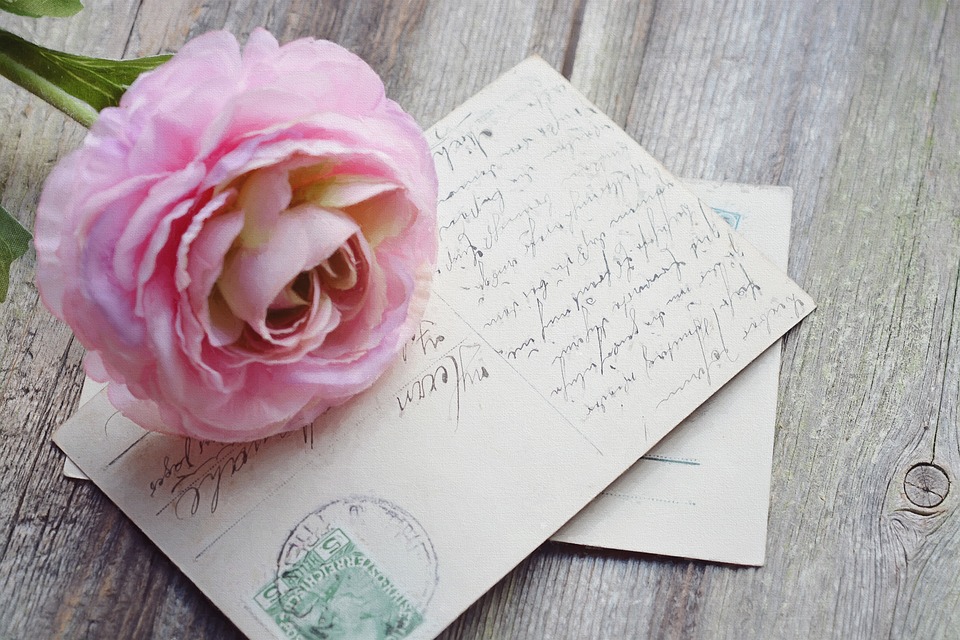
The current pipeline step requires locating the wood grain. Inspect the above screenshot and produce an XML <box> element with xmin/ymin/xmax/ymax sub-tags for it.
<box><xmin>1</xmin><ymin>0</ymin><xmax>958</xmax><ymax>638</ymax></box>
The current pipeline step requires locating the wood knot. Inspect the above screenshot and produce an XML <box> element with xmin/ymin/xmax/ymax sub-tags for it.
<box><xmin>903</xmin><ymin>463</ymin><xmax>950</xmax><ymax>508</ymax></box>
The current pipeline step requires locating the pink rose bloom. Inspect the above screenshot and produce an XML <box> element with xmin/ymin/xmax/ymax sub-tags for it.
<box><xmin>34</xmin><ymin>29</ymin><xmax>438</xmax><ymax>441</ymax></box>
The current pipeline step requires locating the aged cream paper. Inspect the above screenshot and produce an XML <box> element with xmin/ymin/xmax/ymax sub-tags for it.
<box><xmin>56</xmin><ymin>57</ymin><xmax>813</xmax><ymax>639</ymax></box>
<box><xmin>63</xmin><ymin>182</ymin><xmax>792</xmax><ymax>566</ymax></box>
<box><xmin>552</xmin><ymin>180</ymin><xmax>792</xmax><ymax>565</ymax></box>
<box><xmin>62</xmin><ymin>378</ymin><xmax>106</xmax><ymax>479</ymax></box>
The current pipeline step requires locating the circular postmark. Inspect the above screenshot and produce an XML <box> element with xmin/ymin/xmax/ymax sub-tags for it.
<box><xmin>254</xmin><ymin>496</ymin><xmax>438</xmax><ymax>640</ymax></box>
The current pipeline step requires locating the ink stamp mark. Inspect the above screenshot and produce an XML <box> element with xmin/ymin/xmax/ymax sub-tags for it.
<box><xmin>712</xmin><ymin>207</ymin><xmax>742</xmax><ymax>230</ymax></box>
<box><xmin>256</xmin><ymin>496</ymin><xmax>438</xmax><ymax>640</ymax></box>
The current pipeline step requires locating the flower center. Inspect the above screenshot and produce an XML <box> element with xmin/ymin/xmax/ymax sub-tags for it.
<box><xmin>265</xmin><ymin>271</ymin><xmax>314</xmax><ymax>332</ymax></box>
<box><xmin>318</xmin><ymin>243</ymin><xmax>359</xmax><ymax>291</ymax></box>
<box><xmin>205</xmin><ymin>164</ymin><xmax>384</xmax><ymax>358</ymax></box>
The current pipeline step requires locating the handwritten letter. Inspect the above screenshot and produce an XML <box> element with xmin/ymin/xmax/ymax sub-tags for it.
<box><xmin>431</xmin><ymin>59</ymin><xmax>813</xmax><ymax>455</ymax></box>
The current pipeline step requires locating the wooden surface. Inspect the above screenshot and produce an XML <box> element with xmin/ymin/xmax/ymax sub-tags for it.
<box><xmin>1</xmin><ymin>0</ymin><xmax>958</xmax><ymax>638</ymax></box>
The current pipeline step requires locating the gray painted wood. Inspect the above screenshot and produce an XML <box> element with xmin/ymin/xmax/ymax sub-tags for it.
<box><xmin>1</xmin><ymin>1</ymin><xmax>957</xmax><ymax>638</ymax></box>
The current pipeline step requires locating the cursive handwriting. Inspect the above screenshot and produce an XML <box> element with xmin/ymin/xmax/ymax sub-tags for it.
<box><xmin>401</xmin><ymin>320</ymin><xmax>446</xmax><ymax>362</ymax></box>
<box><xmin>432</xmin><ymin>65</ymin><xmax>806</xmax><ymax>426</ymax></box>
<box><xmin>149</xmin><ymin>423</ymin><xmax>315</xmax><ymax>519</ymax></box>
<box><xmin>395</xmin><ymin>341</ymin><xmax>491</xmax><ymax>427</ymax></box>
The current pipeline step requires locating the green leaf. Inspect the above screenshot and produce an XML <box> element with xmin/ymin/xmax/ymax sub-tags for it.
<box><xmin>0</xmin><ymin>0</ymin><xmax>83</xmax><ymax>18</ymax></box>
<box><xmin>0</xmin><ymin>202</ymin><xmax>31</xmax><ymax>303</ymax></box>
<box><xmin>0</xmin><ymin>28</ymin><xmax>171</xmax><ymax>126</ymax></box>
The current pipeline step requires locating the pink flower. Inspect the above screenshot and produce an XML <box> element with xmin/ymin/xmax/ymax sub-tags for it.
<box><xmin>34</xmin><ymin>29</ymin><xmax>438</xmax><ymax>441</ymax></box>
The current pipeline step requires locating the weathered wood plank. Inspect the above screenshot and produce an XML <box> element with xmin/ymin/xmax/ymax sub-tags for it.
<box><xmin>754</xmin><ymin>1</ymin><xmax>958</xmax><ymax>636</ymax></box>
<box><xmin>884</xmin><ymin>4</ymin><xmax>960</xmax><ymax>638</ymax></box>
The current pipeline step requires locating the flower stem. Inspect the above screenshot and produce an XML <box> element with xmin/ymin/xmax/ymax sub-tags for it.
<box><xmin>0</xmin><ymin>29</ymin><xmax>97</xmax><ymax>126</ymax></box>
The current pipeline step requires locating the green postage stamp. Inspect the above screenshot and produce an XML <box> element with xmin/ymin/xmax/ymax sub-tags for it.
<box><xmin>255</xmin><ymin>527</ymin><xmax>424</xmax><ymax>640</ymax></box>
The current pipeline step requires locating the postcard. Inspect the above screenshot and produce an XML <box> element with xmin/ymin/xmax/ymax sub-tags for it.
<box><xmin>552</xmin><ymin>180</ymin><xmax>792</xmax><ymax>565</ymax></box>
<box><xmin>56</xmin><ymin>57</ymin><xmax>814</xmax><ymax>639</ymax></box>
<box><xmin>63</xmin><ymin>181</ymin><xmax>792</xmax><ymax>567</ymax></box>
